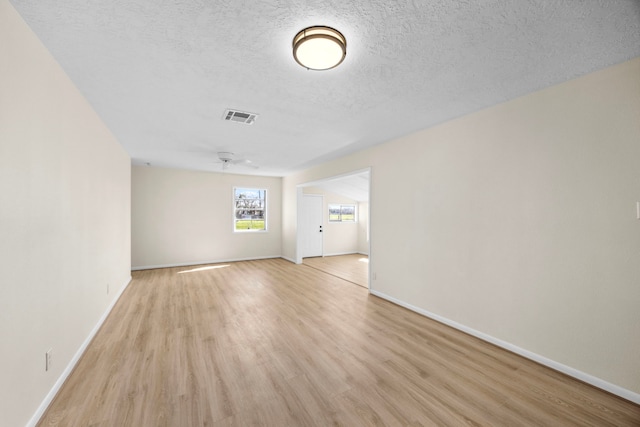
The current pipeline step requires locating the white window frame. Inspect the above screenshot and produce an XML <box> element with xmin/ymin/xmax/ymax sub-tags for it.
<box><xmin>233</xmin><ymin>187</ymin><xmax>267</xmax><ymax>232</ymax></box>
<box><xmin>328</xmin><ymin>204</ymin><xmax>356</xmax><ymax>222</ymax></box>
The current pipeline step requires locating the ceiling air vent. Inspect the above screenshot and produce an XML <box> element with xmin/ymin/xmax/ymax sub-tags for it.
<box><xmin>223</xmin><ymin>109</ymin><xmax>258</xmax><ymax>125</ymax></box>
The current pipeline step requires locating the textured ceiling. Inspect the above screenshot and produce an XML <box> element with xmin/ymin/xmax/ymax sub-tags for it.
<box><xmin>10</xmin><ymin>0</ymin><xmax>640</xmax><ymax>176</ymax></box>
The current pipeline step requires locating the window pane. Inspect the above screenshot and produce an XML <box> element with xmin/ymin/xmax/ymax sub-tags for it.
<box><xmin>329</xmin><ymin>204</ymin><xmax>341</xmax><ymax>222</ymax></box>
<box><xmin>234</xmin><ymin>188</ymin><xmax>267</xmax><ymax>231</ymax></box>
<box><xmin>341</xmin><ymin>205</ymin><xmax>355</xmax><ymax>221</ymax></box>
<box><xmin>328</xmin><ymin>204</ymin><xmax>356</xmax><ymax>222</ymax></box>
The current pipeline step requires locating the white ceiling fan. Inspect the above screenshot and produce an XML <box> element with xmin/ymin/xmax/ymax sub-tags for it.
<box><xmin>215</xmin><ymin>152</ymin><xmax>259</xmax><ymax>170</ymax></box>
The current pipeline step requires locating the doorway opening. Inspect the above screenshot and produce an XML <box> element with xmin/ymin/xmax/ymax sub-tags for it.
<box><xmin>296</xmin><ymin>168</ymin><xmax>371</xmax><ymax>289</ymax></box>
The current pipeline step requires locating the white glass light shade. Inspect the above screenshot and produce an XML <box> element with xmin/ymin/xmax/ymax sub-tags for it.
<box><xmin>293</xmin><ymin>26</ymin><xmax>346</xmax><ymax>70</ymax></box>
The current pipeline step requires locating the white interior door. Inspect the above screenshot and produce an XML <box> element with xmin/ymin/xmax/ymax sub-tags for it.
<box><xmin>301</xmin><ymin>195</ymin><xmax>323</xmax><ymax>258</ymax></box>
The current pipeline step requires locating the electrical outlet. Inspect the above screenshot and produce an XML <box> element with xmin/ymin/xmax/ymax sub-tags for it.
<box><xmin>373</xmin><ymin>272</ymin><xmax>377</xmax><ymax>280</ymax></box>
<box><xmin>45</xmin><ymin>349</ymin><xmax>52</xmax><ymax>371</ymax></box>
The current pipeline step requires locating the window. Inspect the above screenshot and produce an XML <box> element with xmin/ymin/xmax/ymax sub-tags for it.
<box><xmin>234</xmin><ymin>188</ymin><xmax>267</xmax><ymax>231</ymax></box>
<box><xmin>328</xmin><ymin>204</ymin><xmax>356</xmax><ymax>222</ymax></box>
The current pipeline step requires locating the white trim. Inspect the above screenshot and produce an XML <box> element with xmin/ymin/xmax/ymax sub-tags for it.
<box><xmin>295</xmin><ymin>187</ymin><xmax>304</xmax><ymax>264</ymax></box>
<box><xmin>281</xmin><ymin>256</ymin><xmax>298</xmax><ymax>264</ymax></box>
<box><xmin>131</xmin><ymin>255</ymin><xmax>282</xmax><ymax>271</ymax></box>
<box><xmin>369</xmin><ymin>289</ymin><xmax>640</xmax><ymax>405</ymax></box>
<box><xmin>27</xmin><ymin>276</ymin><xmax>133</xmax><ymax>427</ymax></box>
<box><xmin>366</xmin><ymin>167</ymin><xmax>372</xmax><ymax>291</ymax></box>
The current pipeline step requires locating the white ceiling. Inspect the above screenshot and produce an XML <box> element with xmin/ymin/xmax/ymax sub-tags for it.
<box><xmin>303</xmin><ymin>170</ymin><xmax>370</xmax><ymax>202</ymax></box>
<box><xmin>10</xmin><ymin>0</ymin><xmax>640</xmax><ymax>177</ymax></box>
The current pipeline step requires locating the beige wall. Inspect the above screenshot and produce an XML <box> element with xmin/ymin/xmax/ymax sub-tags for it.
<box><xmin>132</xmin><ymin>166</ymin><xmax>282</xmax><ymax>269</ymax></box>
<box><xmin>283</xmin><ymin>58</ymin><xmax>640</xmax><ymax>397</ymax></box>
<box><xmin>0</xmin><ymin>2</ymin><xmax>132</xmax><ymax>425</ymax></box>
<box><xmin>303</xmin><ymin>187</ymin><xmax>360</xmax><ymax>256</ymax></box>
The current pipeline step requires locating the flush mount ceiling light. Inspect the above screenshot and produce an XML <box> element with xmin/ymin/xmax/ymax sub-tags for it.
<box><xmin>293</xmin><ymin>26</ymin><xmax>346</xmax><ymax>70</ymax></box>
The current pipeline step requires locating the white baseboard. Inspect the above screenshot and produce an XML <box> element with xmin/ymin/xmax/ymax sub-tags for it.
<box><xmin>369</xmin><ymin>289</ymin><xmax>640</xmax><ymax>405</ymax></box>
<box><xmin>27</xmin><ymin>276</ymin><xmax>133</xmax><ymax>427</ymax></box>
<box><xmin>281</xmin><ymin>256</ymin><xmax>297</xmax><ymax>264</ymax></box>
<box><xmin>131</xmin><ymin>255</ymin><xmax>281</xmax><ymax>271</ymax></box>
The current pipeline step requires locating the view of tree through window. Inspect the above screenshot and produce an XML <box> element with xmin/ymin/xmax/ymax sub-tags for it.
<box><xmin>328</xmin><ymin>204</ymin><xmax>356</xmax><ymax>222</ymax></box>
<box><xmin>234</xmin><ymin>188</ymin><xmax>266</xmax><ymax>231</ymax></box>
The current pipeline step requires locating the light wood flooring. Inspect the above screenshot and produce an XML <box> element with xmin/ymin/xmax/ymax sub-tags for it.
<box><xmin>38</xmin><ymin>258</ymin><xmax>639</xmax><ymax>426</ymax></box>
<box><xmin>303</xmin><ymin>254</ymin><xmax>368</xmax><ymax>288</ymax></box>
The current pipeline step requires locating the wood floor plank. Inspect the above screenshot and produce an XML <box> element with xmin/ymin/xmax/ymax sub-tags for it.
<box><xmin>303</xmin><ymin>253</ymin><xmax>369</xmax><ymax>288</ymax></box>
<box><xmin>38</xmin><ymin>258</ymin><xmax>640</xmax><ymax>426</ymax></box>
